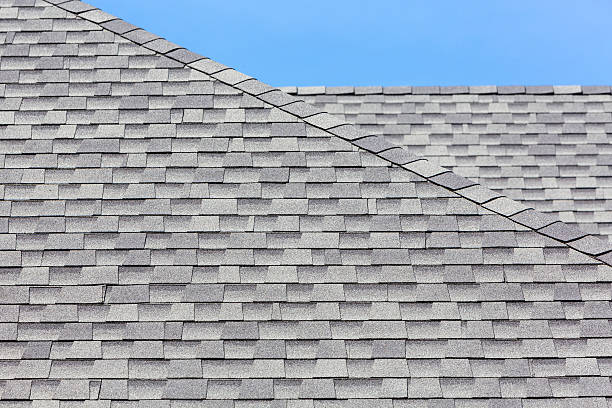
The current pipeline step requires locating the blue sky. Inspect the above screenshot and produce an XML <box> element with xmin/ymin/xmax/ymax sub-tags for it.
<box><xmin>90</xmin><ymin>0</ymin><xmax>612</xmax><ymax>87</ymax></box>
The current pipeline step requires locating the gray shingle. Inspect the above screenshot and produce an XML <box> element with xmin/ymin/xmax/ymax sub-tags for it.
<box><xmin>525</xmin><ymin>85</ymin><xmax>554</xmax><ymax>94</ymax></box>
<box><xmin>163</xmin><ymin>379</ymin><xmax>207</xmax><ymax>399</ymax></box>
<box><xmin>303</xmin><ymin>113</ymin><xmax>345</xmax><ymax>130</ymax></box>
<box><xmin>598</xmin><ymin>251</ymin><xmax>612</xmax><ymax>266</ymax></box>
<box><xmin>59</xmin><ymin>1</ymin><xmax>95</xmax><ymax>13</ymax></box>
<box><xmin>212</xmin><ymin>69</ymin><xmax>253</xmax><ymax>86</ymax></box>
<box><xmin>498</xmin><ymin>85</ymin><xmax>526</xmax><ymax>94</ymax></box>
<box><xmin>353</xmin><ymin>136</ymin><xmax>396</xmax><ymax>153</ymax></box>
<box><xmin>469</xmin><ymin>85</ymin><xmax>497</xmax><ymax>93</ymax></box>
<box><xmin>234</xmin><ymin>79</ymin><xmax>275</xmax><ymax>96</ymax></box>
<box><xmin>483</xmin><ymin>197</ymin><xmax>530</xmax><ymax>217</ymax></box>
<box><xmin>123</xmin><ymin>29</ymin><xmax>160</xmax><ymax>45</ymax></box>
<box><xmin>510</xmin><ymin>209</ymin><xmax>559</xmax><ymax>230</ymax></box>
<box><xmin>79</xmin><ymin>9</ymin><xmax>116</xmax><ymax>23</ymax></box>
<box><xmin>412</xmin><ymin>86</ymin><xmax>440</xmax><ymax>94</ymax></box>
<box><xmin>257</xmin><ymin>90</ymin><xmax>300</xmax><ymax>107</ymax></box>
<box><xmin>189</xmin><ymin>58</ymin><xmax>229</xmax><ymax>75</ymax></box>
<box><xmin>403</xmin><ymin>160</ymin><xmax>449</xmax><ymax>178</ymax></box>
<box><xmin>100</xmin><ymin>19</ymin><xmax>139</xmax><ymax>35</ymax></box>
<box><xmin>383</xmin><ymin>86</ymin><xmax>412</xmax><ymax>94</ymax></box>
<box><xmin>430</xmin><ymin>172</ymin><xmax>477</xmax><ymax>190</ymax></box>
<box><xmin>377</xmin><ymin>147</ymin><xmax>420</xmax><ymax>165</ymax></box>
<box><xmin>568</xmin><ymin>235</ymin><xmax>612</xmax><ymax>256</ymax></box>
<box><xmin>104</xmin><ymin>285</ymin><xmax>149</xmax><ymax>303</ymax></box>
<box><xmin>166</xmin><ymin>48</ymin><xmax>204</xmax><ymax>64</ymax></box>
<box><xmin>582</xmin><ymin>85</ymin><xmax>610</xmax><ymax>94</ymax></box>
<box><xmin>30</xmin><ymin>379</ymin><xmax>90</xmax><ymax>400</ymax></box>
<box><xmin>335</xmin><ymin>378</ymin><xmax>384</xmax><ymax>398</ymax></box>
<box><xmin>297</xmin><ymin>86</ymin><xmax>326</xmax><ymax>95</ymax></box>
<box><xmin>145</xmin><ymin>39</ymin><xmax>182</xmax><ymax>54</ymax></box>
<box><xmin>538</xmin><ymin>222</ymin><xmax>588</xmax><ymax>242</ymax></box>
<box><xmin>327</xmin><ymin>124</ymin><xmax>369</xmax><ymax>141</ymax></box>
<box><xmin>440</xmin><ymin>85</ymin><xmax>468</xmax><ymax>94</ymax></box>
<box><xmin>554</xmin><ymin>85</ymin><xmax>581</xmax><ymax>94</ymax></box>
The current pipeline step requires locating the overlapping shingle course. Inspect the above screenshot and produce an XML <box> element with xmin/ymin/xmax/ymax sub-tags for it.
<box><xmin>0</xmin><ymin>0</ymin><xmax>611</xmax><ymax>405</ymax></box>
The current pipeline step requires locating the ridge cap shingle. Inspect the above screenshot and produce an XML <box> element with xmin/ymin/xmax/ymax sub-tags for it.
<box><xmin>46</xmin><ymin>0</ymin><xmax>612</xmax><ymax>266</ymax></box>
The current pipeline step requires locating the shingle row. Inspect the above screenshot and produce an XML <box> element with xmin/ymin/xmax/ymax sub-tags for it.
<box><xmin>283</xmin><ymin>85</ymin><xmax>612</xmax><ymax>95</ymax></box>
<box><xmin>2</xmin><ymin>377</ymin><xmax>612</xmax><ymax>400</ymax></box>
<box><xmin>2</xmin><ymin>280</ymin><xmax>612</xmax><ymax>300</ymax></box>
<box><xmin>0</xmin><ymin>231</ymin><xmax>586</xmax><ymax>248</ymax></box>
<box><xmin>7</xmin><ymin>357</ymin><xmax>612</xmax><ymax>378</ymax></box>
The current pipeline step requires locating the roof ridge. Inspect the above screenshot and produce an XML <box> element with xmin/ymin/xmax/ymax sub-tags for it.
<box><xmin>279</xmin><ymin>85</ymin><xmax>612</xmax><ymax>96</ymax></box>
<box><xmin>45</xmin><ymin>0</ymin><xmax>612</xmax><ymax>266</ymax></box>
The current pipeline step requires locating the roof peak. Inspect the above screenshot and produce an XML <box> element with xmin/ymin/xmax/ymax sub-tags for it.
<box><xmin>44</xmin><ymin>0</ymin><xmax>612</xmax><ymax>266</ymax></box>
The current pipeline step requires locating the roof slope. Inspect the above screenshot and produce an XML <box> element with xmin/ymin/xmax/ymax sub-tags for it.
<box><xmin>282</xmin><ymin>86</ymin><xmax>612</xmax><ymax>243</ymax></box>
<box><xmin>0</xmin><ymin>0</ymin><xmax>611</xmax><ymax>405</ymax></box>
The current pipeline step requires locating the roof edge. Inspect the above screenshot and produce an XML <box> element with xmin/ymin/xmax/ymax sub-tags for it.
<box><xmin>279</xmin><ymin>85</ymin><xmax>612</xmax><ymax>96</ymax></box>
<box><xmin>46</xmin><ymin>0</ymin><xmax>612</xmax><ymax>266</ymax></box>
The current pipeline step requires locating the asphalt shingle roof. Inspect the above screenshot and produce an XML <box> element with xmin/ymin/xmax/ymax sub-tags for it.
<box><xmin>282</xmin><ymin>85</ymin><xmax>612</xmax><ymax>243</ymax></box>
<box><xmin>0</xmin><ymin>0</ymin><xmax>611</xmax><ymax>406</ymax></box>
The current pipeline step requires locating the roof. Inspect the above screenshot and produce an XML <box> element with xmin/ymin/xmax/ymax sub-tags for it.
<box><xmin>1</xmin><ymin>0</ymin><xmax>612</xmax><ymax>405</ymax></box>
<box><xmin>281</xmin><ymin>86</ymin><xmax>612</xmax><ymax>243</ymax></box>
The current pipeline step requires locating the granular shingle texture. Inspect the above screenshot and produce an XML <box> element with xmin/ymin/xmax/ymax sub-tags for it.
<box><xmin>283</xmin><ymin>86</ymin><xmax>612</xmax><ymax>242</ymax></box>
<box><xmin>0</xmin><ymin>1</ymin><xmax>611</xmax><ymax>406</ymax></box>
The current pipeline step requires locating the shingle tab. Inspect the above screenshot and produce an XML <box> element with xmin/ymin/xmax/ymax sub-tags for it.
<box><xmin>212</xmin><ymin>69</ymin><xmax>252</xmax><ymax>85</ymax></box>
<box><xmin>123</xmin><ymin>29</ymin><xmax>160</xmax><ymax>45</ymax></box>
<box><xmin>189</xmin><ymin>58</ymin><xmax>229</xmax><ymax>74</ymax></box>
<box><xmin>569</xmin><ymin>235</ymin><xmax>612</xmax><ymax>255</ymax></box>
<box><xmin>327</xmin><ymin>124</ymin><xmax>368</xmax><ymax>141</ymax></box>
<box><xmin>59</xmin><ymin>0</ymin><xmax>95</xmax><ymax>13</ymax></box>
<box><xmin>510</xmin><ymin>209</ymin><xmax>558</xmax><ymax>230</ymax></box>
<box><xmin>403</xmin><ymin>160</ymin><xmax>449</xmax><ymax>178</ymax></box>
<box><xmin>302</xmin><ymin>113</ymin><xmax>345</xmax><ymax>129</ymax></box>
<box><xmin>100</xmin><ymin>19</ymin><xmax>138</xmax><ymax>34</ymax></box>
<box><xmin>539</xmin><ymin>222</ymin><xmax>588</xmax><ymax>242</ymax></box>
<box><xmin>79</xmin><ymin>9</ymin><xmax>116</xmax><ymax>23</ymax></box>
<box><xmin>378</xmin><ymin>147</ymin><xmax>421</xmax><ymax>165</ymax></box>
<box><xmin>429</xmin><ymin>172</ymin><xmax>477</xmax><ymax>191</ymax></box>
<box><xmin>353</xmin><ymin>136</ymin><xmax>396</xmax><ymax>153</ymax></box>
<box><xmin>145</xmin><ymin>38</ymin><xmax>182</xmax><ymax>54</ymax></box>
<box><xmin>257</xmin><ymin>90</ymin><xmax>300</xmax><ymax>107</ymax></box>
<box><xmin>483</xmin><ymin>197</ymin><xmax>530</xmax><ymax>217</ymax></box>
<box><xmin>166</xmin><ymin>48</ymin><xmax>205</xmax><ymax>64</ymax></box>
<box><xmin>234</xmin><ymin>79</ymin><xmax>275</xmax><ymax>96</ymax></box>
